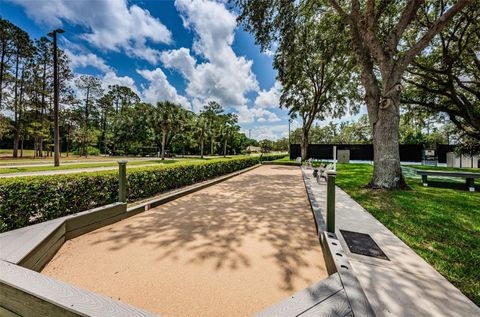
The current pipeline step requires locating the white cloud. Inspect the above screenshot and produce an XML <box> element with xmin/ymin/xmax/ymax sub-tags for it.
<box><xmin>252</xmin><ymin>108</ymin><xmax>281</xmax><ymax>123</ymax></box>
<box><xmin>137</xmin><ymin>68</ymin><xmax>191</xmax><ymax>109</ymax></box>
<box><xmin>168</xmin><ymin>0</ymin><xmax>258</xmax><ymax>109</ymax></box>
<box><xmin>160</xmin><ymin>48</ymin><xmax>196</xmax><ymax>78</ymax></box>
<box><xmin>236</xmin><ymin>106</ymin><xmax>280</xmax><ymax>123</ymax></box>
<box><xmin>254</xmin><ymin>81</ymin><xmax>282</xmax><ymax>109</ymax></box>
<box><xmin>263</xmin><ymin>49</ymin><xmax>274</xmax><ymax>57</ymax></box>
<box><xmin>101</xmin><ymin>71</ymin><xmax>138</xmax><ymax>94</ymax></box>
<box><xmin>9</xmin><ymin>0</ymin><xmax>171</xmax><ymax>64</ymax></box>
<box><xmin>243</xmin><ymin>124</ymin><xmax>289</xmax><ymax>141</ymax></box>
<box><xmin>237</xmin><ymin>106</ymin><xmax>255</xmax><ymax>123</ymax></box>
<box><xmin>65</xmin><ymin>49</ymin><xmax>111</xmax><ymax>73</ymax></box>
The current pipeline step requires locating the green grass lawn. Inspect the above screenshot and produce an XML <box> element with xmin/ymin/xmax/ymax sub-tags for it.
<box><xmin>272</xmin><ymin>156</ymin><xmax>293</xmax><ymax>162</ymax></box>
<box><xmin>0</xmin><ymin>159</ymin><xmax>177</xmax><ymax>174</ymax></box>
<box><xmin>335</xmin><ymin>163</ymin><xmax>480</xmax><ymax>306</ymax></box>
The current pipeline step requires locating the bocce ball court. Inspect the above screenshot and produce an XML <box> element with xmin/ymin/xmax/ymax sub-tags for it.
<box><xmin>39</xmin><ymin>165</ymin><xmax>327</xmax><ymax>316</ymax></box>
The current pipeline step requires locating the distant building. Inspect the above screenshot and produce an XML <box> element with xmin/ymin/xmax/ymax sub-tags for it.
<box><xmin>246</xmin><ymin>146</ymin><xmax>261</xmax><ymax>153</ymax></box>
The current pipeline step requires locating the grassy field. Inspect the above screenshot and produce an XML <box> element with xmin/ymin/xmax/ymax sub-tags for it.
<box><xmin>334</xmin><ymin>163</ymin><xmax>480</xmax><ymax>305</ymax></box>
<box><xmin>0</xmin><ymin>160</ymin><xmax>177</xmax><ymax>174</ymax></box>
<box><xmin>272</xmin><ymin>156</ymin><xmax>292</xmax><ymax>162</ymax></box>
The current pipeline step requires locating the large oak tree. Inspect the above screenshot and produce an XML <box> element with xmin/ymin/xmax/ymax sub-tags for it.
<box><xmin>236</xmin><ymin>0</ymin><xmax>470</xmax><ymax>188</ymax></box>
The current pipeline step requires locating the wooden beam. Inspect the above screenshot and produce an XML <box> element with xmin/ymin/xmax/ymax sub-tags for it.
<box><xmin>0</xmin><ymin>260</ymin><xmax>157</xmax><ymax>317</ymax></box>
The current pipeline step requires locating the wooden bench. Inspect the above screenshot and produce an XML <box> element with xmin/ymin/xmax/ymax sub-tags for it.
<box><xmin>416</xmin><ymin>170</ymin><xmax>480</xmax><ymax>192</ymax></box>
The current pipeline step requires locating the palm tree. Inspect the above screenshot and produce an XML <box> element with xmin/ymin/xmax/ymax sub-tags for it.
<box><xmin>154</xmin><ymin>101</ymin><xmax>182</xmax><ymax>160</ymax></box>
<box><xmin>201</xmin><ymin>101</ymin><xmax>224</xmax><ymax>156</ymax></box>
<box><xmin>221</xmin><ymin>113</ymin><xmax>239</xmax><ymax>157</ymax></box>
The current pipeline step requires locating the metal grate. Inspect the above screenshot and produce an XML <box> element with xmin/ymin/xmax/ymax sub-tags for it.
<box><xmin>340</xmin><ymin>230</ymin><xmax>389</xmax><ymax>260</ymax></box>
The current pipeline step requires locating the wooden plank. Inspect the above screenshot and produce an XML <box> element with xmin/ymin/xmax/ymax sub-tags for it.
<box><xmin>254</xmin><ymin>273</ymin><xmax>345</xmax><ymax>317</ymax></box>
<box><xmin>0</xmin><ymin>306</ymin><xmax>21</xmax><ymax>317</ymax></box>
<box><xmin>321</xmin><ymin>232</ymin><xmax>376</xmax><ymax>317</ymax></box>
<box><xmin>301</xmin><ymin>168</ymin><xmax>326</xmax><ymax>233</ymax></box>
<box><xmin>19</xmin><ymin>222</ymin><xmax>66</xmax><ymax>271</ymax></box>
<box><xmin>65</xmin><ymin>202</ymin><xmax>126</xmax><ymax>236</ymax></box>
<box><xmin>0</xmin><ymin>218</ymin><xmax>66</xmax><ymax>265</ymax></box>
<box><xmin>0</xmin><ymin>261</ymin><xmax>158</xmax><ymax>317</ymax></box>
<box><xmin>0</xmin><ymin>281</ymin><xmax>80</xmax><ymax>317</ymax></box>
<box><xmin>299</xmin><ymin>289</ymin><xmax>352</xmax><ymax>317</ymax></box>
<box><xmin>416</xmin><ymin>170</ymin><xmax>480</xmax><ymax>178</ymax></box>
<box><xmin>65</xmin><ymin>212</ymin><xmax>129</xmax><ymax>240</ymax></box>
<box><xmin>29</xmin><ymin>235</ymin><xmax>66</xmax><ymax>272</ymax></box>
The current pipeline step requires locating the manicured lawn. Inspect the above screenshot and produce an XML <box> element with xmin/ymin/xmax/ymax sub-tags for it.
<box><xmin>272</xmin><ymin>155</ymin><xmax>292</xmax><ymax>162</ymax></box>
<box><xmin>335</xmin><ymin>163</ymin><xmax>480</xmax><ymax>305</ymax></box>
<box><xmin>0</xmin><ymin>160</ymin><xmax>177</xmax><ymax>174</ymax></box>
<box><xmin>0</xmin><ymin>148</ymin><xmax>71</xmax><ymax>157</ymax></box>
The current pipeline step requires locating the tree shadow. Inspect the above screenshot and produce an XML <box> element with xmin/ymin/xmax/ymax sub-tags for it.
<box><xmin>88</xmin><ymin>165</ymin><xmax>324</xmax><ymax>292</ymax></box>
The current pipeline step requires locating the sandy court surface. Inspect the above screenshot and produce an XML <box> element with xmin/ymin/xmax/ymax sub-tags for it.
<box><xmin>42</xmin><ymin>165</ymin><xmax>327</xmax><ymax>316</ymax></box>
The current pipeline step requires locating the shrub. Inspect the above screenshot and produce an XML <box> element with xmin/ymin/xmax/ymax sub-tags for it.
<box><xmin>72</xmin><ymin>146</ymin><xmax>101</xmax><ymax>156</ymax></box>
<box><xmin>261</xmin><ymin>154</ymin><xmax>288</xmax><ymax>161</ymax></box>
<box><xmin>0</xmin><ymin>156</ymin><xmax>260</xmax><ymax>232</ymax></box>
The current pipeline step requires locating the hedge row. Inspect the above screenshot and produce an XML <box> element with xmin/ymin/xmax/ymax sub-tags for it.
<box><xmin>0</xmin><ymin>155</ymin><xmax>286</xmax><ymax>232</ymax></box>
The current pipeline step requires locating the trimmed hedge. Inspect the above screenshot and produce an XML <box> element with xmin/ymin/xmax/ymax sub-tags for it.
<box><xmin>260</xmin><ymin>153</ymin><xmax>287</xmax><ymax>162</ymax></box>
<box><xmin>0</xmin><ymin>156</ymin><xmax>287</xmax><ymax>232</ymax></box>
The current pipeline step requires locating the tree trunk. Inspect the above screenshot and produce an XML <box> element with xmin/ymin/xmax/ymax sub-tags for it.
<box><xmin>200</xmin><ymin>129</ymin><xmax>204</xmax><ymax>159</ymax></box>
<box><xmin>368</xmin><ymin>88</ymin><xmax>405</xmax><ymax>189</ymax></box>
<box><xmin>0</xmin><ymin>46</ymin><xmax>5</xmax><ymax>108</ymax></box>
<box><xmin>223</xmin><ymin>137</ymin><xmax>227</xmax><ymax>157</ymax></box>
<box><xmin>85</xmin><ymin>87</ymin><xmax>90</xmax><ymax>128</ymax></box>
<box><xmin>301</xmin><ymin>126</ymin><xmax>309</xmax><ymax>161</ymax></box>
<box><xmin>12</xmin><ymin>53</ymin><xmax>19</xmax><ymax>158</ymax></box>
<box><xmin>210</xmin><ymin>135</ymin><xmax>214</xmax><ymax>156</ymax></box>
<box><xmin>161</xmin><ymin>128</ymin><xmax>167</xmax><ymax>160</ymax></box>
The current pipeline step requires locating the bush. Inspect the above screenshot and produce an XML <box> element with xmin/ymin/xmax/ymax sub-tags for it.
<box><xmin>0</xmin><ymin>156</ymin><xmax>260</xmax><ymax>232</ymax></box>
<box><xmin>72</xmin><ymin>146</ymin><xmax>101</xmax><ymax>156</ymax></box>
<box><xmin>261</xmin><ymin>154</ymin><xmax>288</xmax><ymax>161</ymax></box>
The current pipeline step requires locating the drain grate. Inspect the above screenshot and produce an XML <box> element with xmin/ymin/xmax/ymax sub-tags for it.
<box><xmin>340</xmin><ymin>230</ymin><xmax>389</xmax><ymax>260</ymax></box>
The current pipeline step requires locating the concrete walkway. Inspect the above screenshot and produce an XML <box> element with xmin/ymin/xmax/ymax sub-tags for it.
<box><xmin>0</xmin><ymin>163</ymin><xmax>164</xmax><ymax>178</ymax></box>
<box><xmin>0</xmin><ymin>157</ymin><xmax>162</xmax><ymax>168</ymax></box>
<box><xmin>302</xmin><ymin>167</ymin><xmax>480</xmax><ymax>317</ymax></box>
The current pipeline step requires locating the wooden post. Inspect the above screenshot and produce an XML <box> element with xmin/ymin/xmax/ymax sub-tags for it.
<box><xmin>466</xmin><ymin>178</ymin><xmax>475</xmax><ymax>192</ymax></box>
<box><xmin>118</xmin><ymin>161</ymin><xmax>127</xmax><ymax>203</ymax></box>
<box><xmin>333</xmin><ymin>145</ymin><xmax>337</xmax><ymax>171</ymax></box>
<box><xmin>326</xmin><ymin>170</ymin><xmax>336</xmax><ymax>233</ymax></box>
<box><xmin>422</xmin><ymin>175</ymin><xmax>428</xmax><ymax>187</ymax></box>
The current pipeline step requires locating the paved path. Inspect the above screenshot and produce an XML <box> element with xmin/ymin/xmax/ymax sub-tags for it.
<box><xmin>302</xmin><ymin>167</ymin><xmax>480</xmax><ymax>317</ymax></box>
<box><xmin>42</xmin><ymin>165</ymin><xmax>327</xmax><ymax>317</ymax></box>
<box><xmin>0</xmin><ymin>163</ymin><xmax>164</xmax><ymax>178</ymax></box>
<box><xmin>0</xmin><ymin>157</ymin><xmax>162</xmax><ymax>168</ymax></box>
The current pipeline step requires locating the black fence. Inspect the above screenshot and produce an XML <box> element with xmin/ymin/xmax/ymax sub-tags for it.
<box><xmin>290</xmin><ymin>144</ymin><xmax>456</xmax><ymax>163</ymax></box>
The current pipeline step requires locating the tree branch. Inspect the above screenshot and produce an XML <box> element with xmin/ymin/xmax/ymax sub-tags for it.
<box><xmin>398</xmin><ymin>0</ymin><xmax>471</xmax><ymax>71</ymax></box>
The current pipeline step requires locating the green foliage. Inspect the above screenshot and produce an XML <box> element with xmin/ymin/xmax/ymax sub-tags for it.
<box><xmin>455</xmin><ymin>137</ymin><xmax>480</xmax><ymax>157</ymax></box>
<box><xmin>0</xmin><ymin>157</ymin><xmax>264</xmax><ymax>232</ymax></box>
<box><xmin>72</xmin><ymin>146</ymin><xmax>100</xmax><ymax>156</ymax></box>
<box><xmin>261</xmin><ymin>154</ymin><xmax>287</xmax><ymax>161</ymax></box>
<box><xmin>290</xmin><ymin>114</ymin><xmax>371</xmax><ymax>144</ymax></box>
<box><xmin>403</xmin><ymin>3</ymin><xmax>480</xmax><ymax>140</ymax></box>
<box><xmin>259</xmin><ymin>139</ymin><xmax>274</xmax><ymax>153</ymax></box>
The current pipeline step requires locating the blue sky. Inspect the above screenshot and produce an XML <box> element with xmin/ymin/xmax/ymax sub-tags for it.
<box><xmin>0</xmin><ymin>0</ymin><xmax>299</xmax><ymax>140</ymax></box>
